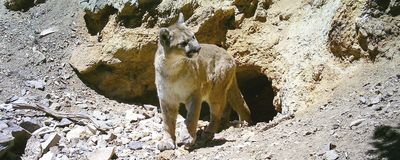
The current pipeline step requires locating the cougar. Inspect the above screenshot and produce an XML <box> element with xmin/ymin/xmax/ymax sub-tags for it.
<box><xmin>154</xmin><ymin>13</ymin><xmax>251</xmax><ymax>151</ymax></box>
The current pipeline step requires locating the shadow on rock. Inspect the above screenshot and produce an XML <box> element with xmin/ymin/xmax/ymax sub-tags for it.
<box><xmin>367</xmin><ymin>125</ymin><xmax>400</xmax><ymax>160</ymax></box>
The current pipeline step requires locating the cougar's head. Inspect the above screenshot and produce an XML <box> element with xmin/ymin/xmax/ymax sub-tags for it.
<box><xmin>159</xmin><ymin>13</ymin><xmax>201</xmax><ymax>58</ymax></box>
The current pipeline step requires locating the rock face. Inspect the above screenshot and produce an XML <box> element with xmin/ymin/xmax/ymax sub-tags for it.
<box><xmin>70</xmin><ymin>0</ymin><xmax>400</xmax><ymax>115</ymax></box>
<box><xmin>328</xmin><ymin>0</ymin><xmax>400</xmax><ymax>61</ymax></box>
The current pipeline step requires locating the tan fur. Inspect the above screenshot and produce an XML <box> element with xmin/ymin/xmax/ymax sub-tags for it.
<box><xmin>154</xmin><ymin>14</ymin><xmax>251</xmax><ymax>151</ymax></box>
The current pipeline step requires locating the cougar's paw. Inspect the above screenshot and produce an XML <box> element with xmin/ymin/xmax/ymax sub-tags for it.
<box><xmin>197</xmin><ymin>131</ymin><xmax>214</xmax><ymax>146</ymax></box>
<box><xmin>157</xmin><ymin>139</ymin><xmax>176</xmax><ymax>151</ymax></box>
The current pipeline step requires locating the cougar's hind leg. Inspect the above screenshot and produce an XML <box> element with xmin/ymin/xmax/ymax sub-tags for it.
<box><xmin>228</xmin><ymin>79</ymin><xmax>252</xmax><ymax>125</ymax></box>
<box><xmin>220</xmin><ymin>105</ymin><xmax>232</xmax><ymax>130</ymax></box>
<box><xmin>201</xmin><ymin>97</ymin><xmax>227</xmax><ymax>143</ymax></box>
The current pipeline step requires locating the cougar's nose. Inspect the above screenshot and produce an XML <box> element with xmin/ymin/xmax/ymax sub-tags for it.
<box><xmin>194</xmin><ymin>45</ymin><xmax>201</xmax><ymax>52</ymax></box>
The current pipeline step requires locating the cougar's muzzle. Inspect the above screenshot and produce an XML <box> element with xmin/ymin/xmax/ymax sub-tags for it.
<box><xmin>185</xmin><ymin>40</ymin><xmax>201</xmax><ymax>58</ymax></box>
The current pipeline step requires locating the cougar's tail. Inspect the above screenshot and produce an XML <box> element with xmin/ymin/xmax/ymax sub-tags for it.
<box><xmin>227</xmin><ymin>75</ymin><xmax>252</xmax><ymax>124</ymax></box>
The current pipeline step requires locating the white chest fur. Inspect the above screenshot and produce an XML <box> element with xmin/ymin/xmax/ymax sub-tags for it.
<box><xmin>155</xmin><ymin>55</ymin><xmax>198</xmax><ymax>104</ymax></box>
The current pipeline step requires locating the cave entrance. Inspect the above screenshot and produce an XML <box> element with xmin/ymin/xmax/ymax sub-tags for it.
<box><xmin>236</xmin><ymin>67</ymin><xmax>277</xmax><ymax>123</ymax></box>
<box><xmin>179</xmin><ymin>66</ymin><xmax>278</xmax><ymax>124</ymax></box>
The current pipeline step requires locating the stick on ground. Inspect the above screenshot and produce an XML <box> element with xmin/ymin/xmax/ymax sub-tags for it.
<box><xmin>12</xmin><ymin>103</ymin><xmax>111</xmax><ymax>132</ymax></box>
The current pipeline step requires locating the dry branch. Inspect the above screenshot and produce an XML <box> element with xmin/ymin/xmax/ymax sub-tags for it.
<box><xmin>12</xmin><ymin>103</ymin><xmax>111</xmax><ymax>132</ymax></box>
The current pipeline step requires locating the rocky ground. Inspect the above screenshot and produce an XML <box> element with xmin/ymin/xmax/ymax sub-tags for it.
<box><xmin>1</xmin><ymin>0</ymin><xmax>399</xmax><ymax>160</ymax></box>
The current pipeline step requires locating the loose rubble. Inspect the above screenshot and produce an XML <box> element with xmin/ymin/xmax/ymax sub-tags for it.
<box><xmin>0</xmin><ymin>0</ymin><xmax>399</xmax><ymax>159</ymax></box>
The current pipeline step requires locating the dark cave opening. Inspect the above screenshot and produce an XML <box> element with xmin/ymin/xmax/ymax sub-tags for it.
<box><xmin>236</xmin><ymin>67</ymin><xmax>277</xmax><ymax>123</ymax></box>
<box><xmin>179</xmin><ymin>67</ymin><xmax>278</xmax><ymax>124</ymax></box>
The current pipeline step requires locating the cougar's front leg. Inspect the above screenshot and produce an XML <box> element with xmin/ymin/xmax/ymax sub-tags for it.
<box><xmin>181</xmin><ymin>93</ymin><xmax>202</xmax><ymax>148</ymax></box>
<box><xmin>157</xmin><ymin>100</ymin><xmax>178</xmax><ymax>151</ymax></box>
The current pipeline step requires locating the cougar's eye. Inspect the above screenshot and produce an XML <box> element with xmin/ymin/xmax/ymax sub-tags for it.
<box><xmin>179</xmin><ymin>41</ymin><xmax>188</xmax><ymax>46</ymax></box>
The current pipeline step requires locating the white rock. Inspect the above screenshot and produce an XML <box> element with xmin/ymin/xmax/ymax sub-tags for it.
<box><xmin>125</xmin><ymin>109</ymin><xmax>145</xmax><ymax>122</ymax></box>
<box><xmin>41</xmin><ymin>133</ymin><xmax>61</xmax><ymax>153</ymax></box>
<box><xmin>56</xmin><ymin>154</ymin><xmax>69</xmax><ymax>160</ymax></box>
<box><xmin>25</xmin><ymin>80</ymin><xmax>46</xmax><ymax>90</ymax></box>
<box><xmin>349</xmin><ymin>119</ymin><xmax>366</xmax><ymax>128</ymax></box>
<box><xmin>66</xmin><ymin>126</ymin><xmax>92</xmax><ymax>141</ymax></box>
<box><xmin>0</xmin><ymin>121</ymin><xmax>8</xmax><ymax>130</ymax></box>
<box><xmin>324</xmin><ymin>150</ymin><xmax>339</xmax><ymax>160</ymax></box>
<box><xmin>87</xmin><ymin>147</ymin><xmax>115</xmax><ymax>160</ymax></box>
<box><xmin>370</xmin><ymin>96</ymin><xmax>381</xmax><ymax>105</ymax></box>
<box><xmin>0</xmin><ymin>104</ymin><xmax>13</xmax><ymax>111</ymax></box>
<box><xmin>113</xmin><ymin>127</ymin><xmax>124</xmax><ymax>134</ymax></box>
<box><xmin>93</xmin><ymin>110</ymin><xmax>107</xmax><ymax>121</ymax></box>
<box><xmin>39</xmin><ymin>151</ymin><xmax>54</xmax><ymax>160</ymax></box>
<box><xmin>120</xmin><ymin>137</ymin><xmax>130</xmax><ymax>145</ymax></box>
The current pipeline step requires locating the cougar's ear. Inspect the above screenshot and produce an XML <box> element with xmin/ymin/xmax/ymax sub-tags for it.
<box><xmin>159</xmin><ymin>28</ymin><xmax>170</xmax><ymax>47</ymax></box>
<box><xmin>177</xmin><ymin>12</ymin><xmax>185</xmax><ymax>25</ymax></box>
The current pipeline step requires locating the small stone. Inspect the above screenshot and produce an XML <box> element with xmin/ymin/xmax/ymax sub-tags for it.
<box><xmin>372</xmin><ymin>105</ymin><xmax>382</xmax><ymax>111</ymax></box>
<box><xmin>279</xmin><ymin>13</ymin><xmax>292</xmax><ymax>21</ymax></box>
<box><xmin>265</xmin><ymin>153</ymin><xmax>273</xmax><ymax>159</ymax></box>
<box><xmin>87</xmin><ymin>147</ymin><xmax>115</xmax><ymax>160</ymax></box>
<box><xmin>324</xmin><ymin>150</ymin><xmax>339</xmax><ymax>160</ymax></box>
<box><xmin>120</xmin><ymin>137</ymin><xmax>130</xmax><ymax>145</ymax></box>
<box><xmin>359</xmin><ymin>96</ymin><xmax>367</xmax><ymax>104</ymax></box>
<box><xmin>125</xmin><ymin>109</ymin><xmax>145</xmax><ymax>122</ymax></box>
<box><xmin>242</xmin><ymin>130</ymin><xmax>256</xmax><ymax>142</ymax></box>
<box><xmin>103</xmin><ymin>133</ymin><xmax>117</xmax><ymax>142</ymax></box>
<box><xmin>349</xmin><ymin>119</ymin><xmax>365</xmax><ymax>128</ymax></box>
<box><xmin>76</xmin><ymin>103</ymin><xmax>88</xmax><ymax>109</ymax></box>
<box><xmin>21</xmin><ymin>89</ymin><xmax>27</xmax><ymax>96</ymax></box>
<box><xmin>97</xmin><ymin>138</ymin><xmax>107</xmax><ymax>148</ymax></box>
<box><xmin>57</xmin><ymin>154</ymin><xmax>69</xmax><ymax>160</ymax></box>
<box><xmin>0</xmin><ymin>104</ymin><xmax>13</xmax><ymax>111</ymax></box>
<box><xmin>358</xmin><ymin>28</ymin><xmax>368</xmax><ymax>37</ymax></box>
<box><xmin>66</xmin><ymin>126</ymin><xmax>92</xmax><ymax>141</ymax></box>
<box><xmin>303</xmin><ymin>131</ymin><xmax>312</xmax><ymax>136</ymax></box>
<box><xmin>10</xmin><ymin>97</ymin><xmax>28</xmax><ymax>105</ymax></box>
<box><xmin>324</xmin><ymin>143</ymin><xmax>336</xmax><ymax>151</ymax></box>
<box><xmin>0</xmin><ymin>121</ymin><xmax>8</xmax><ymax>130</ymax></box>
<box><xmin>49</xmin><ymin>102</ymin><xmax>61</xmax><ymax>110</ymax></box>
<box><xmin>113</xmin><ymin>127</ymin><xmax>124</xmax><ymax>134</ymax></box>
<box><xmin>40</xmin><ymin>99</ymin><xmax>51</xmax><ymax>108</ymax></box>
<box><xmin>5</xmin><ymin>95</ymin><xmax>19</xmax><ymax>104</ymax></box>
<box><xmin>93</xmin><ymin>110</ymin><xmax>107</xmax><ymax>121</ymax></box>
<box><xmin>129</xmin><ymin>132</ymin><xmax>144</xmax><ymax>141</ymax></box>
<box><xmin>25</xmin><ymin>80</ymin><xmax>46</xmax><ymax>91</ymax></box>
<box><xmin>56</xmin><ymin>118</ymin><xmax>72</xmax><ymax>127</ymax></box>
<box><xmin>255</xmin><ymin>10</ymin><xmax>267</xmax><ymax>22</ymax></box>
<box><xmin>384</xmin><ymin>90</ymin><xmax>394</xmax><ymax>98</ymax></box>
<box><xmin>41</xmin><ymin>133</ymin><xmax>60</xmax><ymax>153</ymax></box>
<box><xmin>39</xmin><ymin>151</ymin><xmax>55</xmax><ymax>160</ymax></box>
<box><xmin>332</xmin><ymin>124</ymin><xmax>340</xmax><ymax>130</ymax></box>
<box><xmin>370</xmin><ymin>96</ymin><xmax>381</xmax><ymax>105</ymax></box>
<box><xmin>86</xmin><ymin>124</ymin><xmax>97</xmax><ymax>134</ymax></box>
<box><xmin>128</xmin><ymin>141</ymin><xmax>143</xmax><ymax>150</ymax></box>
